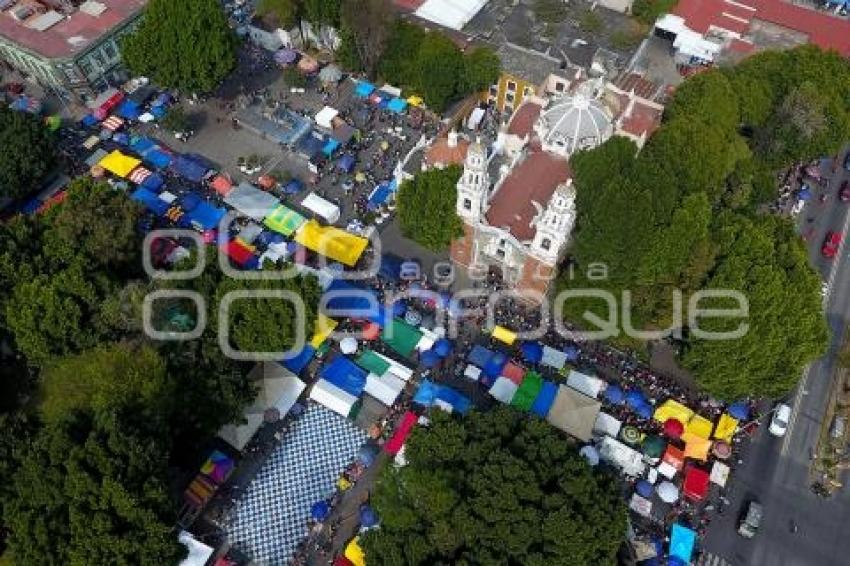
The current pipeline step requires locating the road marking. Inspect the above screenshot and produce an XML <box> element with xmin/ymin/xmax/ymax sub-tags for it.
<box><xmin>823</xmin><ymin>200</ymin><xmax>850</xmax><ymax>304</ymax></box>
<box><xmin>697</xmin><ymin>552</ymin><xmax>732</xmax><ymax>566</ymax></box>
<box><xmin>782</xmin><ymin>365</ymin><xmax>812</xmax><ymax>456</ymax></box>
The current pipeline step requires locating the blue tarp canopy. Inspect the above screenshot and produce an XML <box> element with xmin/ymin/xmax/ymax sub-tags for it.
<box><xmin>531</xmin><ymin>380</ymin><xmax>558</xmax><ymax>417</ymax></box>
<box><xmin>185</xmin><ymin>202</ymin><xmax>226</xmax><ymax>230</ymax></box>
<box><xmin>19</xmin><ymin>198</ymin><xmax>41</xmax><ymax>215</ymax></box>
<box><xmin>145</xmin><ymin>149</ymin><xmax>173</xmax><ymax>169</ymax></box>
<box><xmin>483</xmin><ymin>351</ymin><xmax>508</xmax><ymax>378</ymax></box>
<box><xmin>115</xmin><ymin>99</ymin><xmax>142</xmax><ymax>120</ymax></box>
<box><xmin>564</xmin><ymin>344</ymin><xmax>579</xmax><ymax>362</ymax></box>
<box><xmin>798</xmin><ymin>187</ymin><xmax>812</xmax><ymax>201</ymax></box>
<box><xmin>322</xmin><ymin>138</ymin><xmax>341</xmax><ymax>156</ymax></box>
<box><xmin>413</xmin><ymin>380</ymin><xmax>471</xmax><ymax>414</ymax></box>
<box><xmin>112</xmin><ymin>132</ymin><xmax>130</xmax><ymax>145</ymax></box>
<box><xmin>669</xmin><ymin>524</ymin><xmax>696</xmax><ymax>564</ymax></box>
<box><xmin>727</xmin><ymin>401</ymin><xmax>750</xmax><ymax>420</ymax></box>
<box><xmin>420</xmin><ymin>349</ymin><xmax>441</xmax><ymax>368</ymax></box>
<box><xmin>130</xmin><ymin>187</ymin><xmax>169</xmax><ymax>215</ymax></box>
<box><xmin>368</xmin><ymin>181</ymin><xmax>393</xmax><ymax>210</ymax></box>
<box><xmin>468</xmin><ymin>345</ymin><xmax>495</xmax><ymax>368</ymax></box>
<box><xmin>151</xmin><ymin>105</ymin><xmax>167</xmax><ymax>119</ymax></box>
<box><xmin>141</xmin><ymin>172</ymin><xmax>165</xmax><ymax>192</ymax></box>
<box><xmin>378</xmin><ymin>254</ymin><xmax>403</xmax><ymax>281</ymax></box>
<box><xmin>433</xmin><ymin>338</ymin><xmax>452</xmax><ymax>357</ymax></box>
<box><xmin>130</xmin><ymin>136</ymin><xmax>156</xmax><ymax>153</ymax></box>
<box><xmin>521</xmin><ymin>341</ymin><xmax>543</xmax><ymax>364</ymax></box>
<box><xmin>323</xmin><ymin>279</ymin><xmax>385</xmax><ymax>326</ymax></box>
<box><xmin>320</xmin><ymin>355</ymin><xmax>367</xmax><ymax>397</ymax></box>
<box><xmin>81</xmin><ymin>114</ymin><xmax>98</xmax><ymax>127</ymax></box>
<box><xmin>282</xmin><ymin>346</ymin><xmax>315</xmax><ymax>374</ymax></box>
<box><xmin>354</xmin><ymin>81</ymin><xmax>376</xmax><ymax>97</ymax></box>
<box><xmin>337</xmin><ymin>154</ymin><xmax>356</xmax><ymax>173</ymax></box>
<box><xmin>604</xmin><ymin>384</ymin><xmax>625</xmax><ymax>405</ymax></box>
<box><xmin>180</xmin><ymin>192</ymin><xmax>203</xmax><ymax>212</ymax></box>
<box><xmin>387</xmin><ymin>98</ymin><xmax>408</xmax><ymax>114</ymax></box>
<box><xmin>283</xmin><ymin>179</ymin><xmax>304</xmax><ymax>194</ymax></box>
<box><xmin>172</xmin><ymin>155</ymin><xmax>208</xmax><ymax>182</ymax></box>
<box><xmin>298</xmin><ymin>135</ymin><xmax>325</xmax><ymax>158</ymax></box>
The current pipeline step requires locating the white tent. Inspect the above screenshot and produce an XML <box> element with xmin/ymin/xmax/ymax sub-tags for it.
<box><xmin>593</xmin><ymin>411</ymin><xmax>623</xmax><ymax>438</ymax></box>
<box><xmin>467</xmin><ymin>107</ymin><xmax>485</xmax><ymax>130</ymax></box>
<box><xmin>340</xmin><ymin>336</ymin><xmax>358</xmax><ymax>354</ymax></box>
<box><xmin>541</xmin><ymin>345</ymin><xmax>567</xmax><ymax>369</ymax></box>
<box><xmin>225</xmin><ymin>182</ymin><xmax>280</xmax><ymax>220</ymax></box>
<box><xmin>710</xmin><ymin>461</ymin><xmax>730</xmax><ymax>487</ymax></box>
<box><xmin>365</xmin><ymin>372</ymin><xmax>405</xmax><ymax>406</ymax></box>
<box><xmin>566</xmin><ymin>370</ymin><xmax>604</xmax><ymax>399</ymax></box>
<box><xmin>315</xmin><ymin>106</ymin><xmax>339</xmax><ymax>129</ymax></box>
<box><xmin>301</xmin><ymin>192</ymin><xmax>341</xmax><ymax>224</ymax></box>
<box><xmin>375</xmin><ymin>351</ymin><xmax>414</xmax><ymax>381</ymax></box>
<box><xmin>178</xmin><ymin>531</ymin><xmax>214</xmax><ymax>566</ymax></box>
<box><xmin>489</xmin><ymin>376</ymin><xmax>518</xmax><ymax>404</ymax></box>
<box><xmin>464</xmin><ymin>364</ymin><xmax>482</xmax><ymax>381</ymax></box>
<box><xmin>598</xmin><ymin>436</ymin><xmax>645</xmax><ymax>477</ymax></box>
<box><xmin>309</xmin><ymin>378</ymin><xmax>357</xmax><ymax>417</ymax></box>
<box><xmin>414</xmin><ymin>0</ymin><xmax>489</xmax><ymax>30</ymax></box>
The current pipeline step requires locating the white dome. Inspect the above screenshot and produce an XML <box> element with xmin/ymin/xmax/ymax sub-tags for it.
<box><xmin>535</xmin><ymin>94</ymin><xmax>613</xmax><ymax>156</ymax></box>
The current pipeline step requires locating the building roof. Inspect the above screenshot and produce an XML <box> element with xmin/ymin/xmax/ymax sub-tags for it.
<box><xmin>619</xmin><ymin>99</ymin><xmax>663</xmax><ymax>139</ymax></box>
<box><xmin>485</xmin><ymin>150</ymin><xmax>571</xmax><ymax>241</ymax></box>
<box><xmin>506</xmin><ymin>100</ymin><xmax>542</xmax><ymax>138</ymax></box>
<box><xmin>425</xmin><ymin>134</ymin><xmax>470</xmax><ymax>167</ymax></box>
<box><xmin>413</xmin><ymin>0</ymin><xmax>489</xmax><ymax>31</ymax></box>
<box><xmin>497</xmin><ymin>42</ymin><xmax>562</xmax><ymax>86</ymax></box>
<box><xmin>0</xmin><ymin>0</ymin><xmax>146</xmax><ymax>60</ymax></box>
<box><xmin>615</xmin><ymin>73</ymin><xmax>663</xmax><ymax>101</ymax></box>
<box><xmin>673</xmin><ymin>0</ymin><xmax>850</xmax><ymax>57</ymax></box>
<box><xmin>536</xmin><ymin>93</ymin><xmax>614</xmax><ymax>155</ymax></box>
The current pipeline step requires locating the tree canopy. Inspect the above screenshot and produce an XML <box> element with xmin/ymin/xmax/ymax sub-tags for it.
<box><xmin>397</xmin><ymin>166</ymin><xmax>464</xmax><ymax>252</ymax></box>
<box><xmin>0</xmin><ymin>105</ymin><xmax>55</xmax><ymax>201</ymax></box>
<box><xmin>122</xmin><ymin>0</ymin><xmax>237</xmax><ymax>93</ymax></box>
<box><xmin>362</xmin><ymin>408</ymin><xmax>626</xmax><ymax>564</ymax></box>
<box><xmin>560</xmin><ymin>46</ymin><xmax>842</xmax><ymax>399</ymax></box>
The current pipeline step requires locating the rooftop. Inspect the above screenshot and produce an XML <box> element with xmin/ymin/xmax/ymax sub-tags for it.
<box><xmin>506</xmin><ymin>100</ymin><xmax>542</xmax><ymax>138</ymax></box>
<box><xmin>486</xmin><ymin>150</ymin><xmax>571</xmax><ymax>241</ymax></box>
<box><xmin>497</xmin><ymin>42</ymin><xmax>562</xmax><ymax>85</ymax></box>
<box><xmin>425</xmin><ymin>133</ymin><xmax>470</xmax><ymax>167</ymax></box>
<box><xmin>672</xmin><ymin>0</ymin><xmax>850</xmax><ymax>57</ymax></box>
<box><xmin>0</xmin><ymin>0</ymin><xmax>146</xmax><ymax>60</ymax></box>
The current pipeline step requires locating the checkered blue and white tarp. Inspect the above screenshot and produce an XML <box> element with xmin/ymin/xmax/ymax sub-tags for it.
<box><xmin>225</xmin><ymin>403</ymin><xmax>366</xmax><ymax>564</ymax></box>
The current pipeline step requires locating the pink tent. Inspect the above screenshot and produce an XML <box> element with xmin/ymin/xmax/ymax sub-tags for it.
<box><xmin>384</xmin><ymin>411</ymin><xmax>417</xmax><ymax>455</ymax></box>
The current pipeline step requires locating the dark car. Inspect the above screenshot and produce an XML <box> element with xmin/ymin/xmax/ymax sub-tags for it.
<box><xmin>840</xmin><ymin>180</ymin><xmax>850</xmax><ymax>202</ymax></box>
<box><xmin>822</xmin><ymin>231</ymin><xmax>842</xmax><ymax>259</ymax></box>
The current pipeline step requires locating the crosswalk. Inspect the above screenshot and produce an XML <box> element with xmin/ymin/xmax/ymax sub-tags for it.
<box><xmin>696</xmin><ymin>552</ymin><xmax>733</xmax><ymax>566</ymax></box>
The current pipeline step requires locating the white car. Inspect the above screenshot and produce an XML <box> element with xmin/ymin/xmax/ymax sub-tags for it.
<box><xmin>769</xmin><ymin>403</ymin><xmax>792</xmax><ymax>437</ymax></box>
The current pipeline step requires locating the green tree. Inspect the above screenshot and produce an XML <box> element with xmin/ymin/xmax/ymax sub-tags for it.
<box><xmin>397</xmin><ymin>166</ymin><xmax>464</xmax><ymax>251</ymax></box>
<box><xmin>362</xmin><ymin>408</ymin><xmax>627</xmax><ymax>564</ymax></box>
<box><xmin>256</xmin><ymin>0</ymin><xmax>301</xmax><ymax>28</ymax></box>
<box><xmin>631</xmin><ymin>0</ymin><xmax>678</xmax><ymax>26</ymax></box>
<box><xmin>663</xmin><ymin>70</ymin><xmax>740</xmax><ymax>132</ymax></box>
<box><xmin>304</xmin><ymin>0</ymin><xmax>341</xmax><ymax>25</ymax></box>
<box><xmin>0</xmin><ymin>105</ymin><xmax>55</xmax><ymax>201</ymax></box>
<box><xmin>122</xmin><ymin>0</ymin><xmax>237</xmax><ymax>93</ymax></box>
<box><xmin>463</xmin><ymin>47</ymin><xmax>501</xmax><ymax>94</ymax></box>
<box><xmin>416</xmin><ymin>34</ymin><xmax>465</xmax><ymax>111</ymax></box>
<box><xmin>340</xmin><ymin>0</ymin><xmax>394</xmax><ymax>78</ymax></box>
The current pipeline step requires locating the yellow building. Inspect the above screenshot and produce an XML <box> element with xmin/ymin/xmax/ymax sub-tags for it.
<box><xmin>485</xmin><ymin>43</ymin><xmax>573</xmax><ymax>115</ymax></box>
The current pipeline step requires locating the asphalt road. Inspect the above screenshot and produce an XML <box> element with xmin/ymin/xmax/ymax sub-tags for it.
<box><xmin>700</xmin><ymin>152</ymin><xmax>850</xmax><ymax>566</ymax></box>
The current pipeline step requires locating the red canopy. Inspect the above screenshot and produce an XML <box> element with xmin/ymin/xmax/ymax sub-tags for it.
<box><xmin>384</xmin><ymin>411</ymin><xmax>417</xmax><ymax>455</ymax></box>
<box><xmin>663</xmin><ymin>418</ymin><xmax>685</xmax><ymax>438</ymax></box>
<box><xmin>361</xmin><ymin>322</ymin><xmax>380</xmax><ymax>341</ymax></box>
<box><xmin>224</xmin><ymin>239</ymin><xmax>254</xmax><ymax>266</ymax></box>
<box><xmin>683</xmin><ymin>466</ymin><xmax>710</xmax><ymax>501</ymax></box>
<box><xmin>211</xmin><ymin>174</ymin><xmax>233</xmax><ymax>196</ymax></box>
<box><xmin>663</xmin><ymin>445</ymin><xmax>685</xmax><ymax>471</ymax></box>
<box><xmin>333</xmin><ymin>557</ymin><xmax>354</xmax><ymax>566</ymax></box>
<box><xmin>501</xmin><ymin>362</ymin><xmax>525</xmax><ymax>385</ymax></box>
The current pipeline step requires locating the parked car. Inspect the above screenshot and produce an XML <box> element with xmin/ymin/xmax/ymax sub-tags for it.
<box><xmin>769</xmin><ymin>403</ymin><xmax>792</xmax><ymax>437</ymax></box>
<box><xmin>840</xmin><ymin>180</ymin><xmax>850</xmax><ymax>202</ymax></box>
<box><xmin>821</xmin><ymin>231</ymin><xmax>842</xmax><ymax>259</ymax></box>
<box><xmin>738</xmin><ymin>500</ymin><xmax>764</xmax><ymax>538</ymax></box>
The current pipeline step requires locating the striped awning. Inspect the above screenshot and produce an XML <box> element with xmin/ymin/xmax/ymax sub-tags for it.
<box><xmin>129</xmin><ymin>166</ymin><xmax>152</xmax><ymax>185</ymax></box>
<box><xmin>102</xmin><ymin>115</ymin><xmax>125</xmax><ymax>131</ymax></box>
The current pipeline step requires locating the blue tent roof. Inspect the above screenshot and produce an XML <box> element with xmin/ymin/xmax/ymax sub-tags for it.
<box><xmin>283</xmin><ymin>178</ymin><xmax>304</xmax><ymax>194</ymax></box>
<box><xmin>521</xmin><ymin>341</ymin><xmax>543</xmax><ymax>363</ymax></box>
<box><xmin>130</xmin><ymin>137</ymin><xmax>156</xmax><ymax>153</ymax></box>
<box><xmin>635</xmin><ymin>403</ymin><xmax>653</xmax><ymax>420</ymax></box>
<box><xmin>180</xmin><ymin>192</ymin><xmax>203</xmax><ymax>212</ymax></box>
<box><xmin>140</xmin><ymin>172</ymin><xmax>164</xmax><ymax>192</ymax></box>
<box><xmin>387</xmin><ymin>98</ymin><xmax>408</xmax><ymax>114</ymax></box>
<box><xmin>368</xmin><ymin>182</ymin><xmax>393</xmax><ymax>210</ymax></box>
<box><xmin>564</xmin><ymin>344</ymin><xmax>580</xmax><ymax>362</ymax></box>
<box><xmin>626</xmin><ymin>389</ymin><xmax>648</xmax><ymax>409</ymax></box>
<box><xmin>727</xmin><ymin>401</ymin><xmax>750</xmax><ymax>420</ymax></box>
<box><xmin>185</xmin><ymin>202</ymin><xmax>226</xmax><ymax>231</ymax></box>
<box><xmin>359</xmin><ymin>505</ymin><xmax>379</xmax><ymax>528</ymax></box>
<box><xmin>115</xmin><ymin>99</ymin><xmax>142</xmax><ymax>120</ymax></box>
<box><xmin>420</xmin><ymin>349</ymin><xmax>441</xmax><ymax>368</ymax></box>
<box><xmin>81</xmin><ymin>114</ymin><xmax>98</xmax><ymax>127</ymax></box>
<box><xmin>354</xmin><ymin>81</ymin><xmax>376</xmax><ymax>97</ymax></box>
<box><xmin>433</xmin><ymin>338</ymin><xmax>452</xmax><ymax>357</ymax></box>
<box><xmin>151</xmin><ymin>105</ymin><xmax>167</xmax><ymax>119</ymax></box>
<box><xmin>311</xmin><ymin>501</ymin><xmax>330</xmax><ymax>521</ymax></box>
<box><xmin>322</xmin><ymin>138</ymin><xmax>341</xmax><ymax>156</ymax></box>
<box><xmin>669</xmin><ymin>524</ymin><xmax>696</xmax><ymax>564</ymax></box>
<box><xmin>413</xmin><ymin>379</ymin><xmax>470</xmax><ymax>414</ymax></box>
<box><xmin>604</xmin><ymin>384</ymin><xmax>625</xmax><ymax>405</ymax></box>
<box><xmin>282</xmin><ymin>346</ymin><xmax>315</xmax><ymax>373</ymax></box>
<box><xmin>320</xmin><ymin>355</ymin><xmax>367</xmax><ymax>397</ymax></box>
<box><xmin>112</xmin><ymin>132</ymin><xmax>130</xmax><ymax>145</ymax></box>
<box><xmin>337</xmin><ymin>154</ymin><xmax>356</xmax><ymax>172</ymax></box>
<box><xmin>323</xmin><ymin>279</ymin><xmax>385</xmax><ymax>326</ymax></box>
<box><xmin>172</xmin><ymin>155</ymin><xmax>208</xmax><ymax>182</ymax></box>
<box><xmin>531</xmin><ymin>381</ymin><xmax>558</xmax><ymax>417</ymax></box>
<box><xmin>378</xmin><ymin>254</ymin><xmax>403</xmax><ymax>281</ymax></box>
<box><xmin>483</xmin><ymin>351</ymin><xmax>508</xmax><ymax>378</ymax></box>
<box><xmin>145</xmin><ymin>149</ymin><xmax>173</xmax><ymax>169</ymax></box>
<box><xmin>130</xmin><ymin>187</ymin><xmax>169</xmax><ymax>215</ymax></box>
<box><xmin>467</xmin><ymin>345</ymin><xmax>495</xmax><ymax>368</ymax></box>
<box><xmin>298</xmin><ymin>135</ymin><xmax>325</xmax><ymax>158</ymax></box>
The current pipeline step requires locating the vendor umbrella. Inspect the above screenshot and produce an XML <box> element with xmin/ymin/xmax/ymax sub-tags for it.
<box><xmin>319</xmin><ymin>64</ymin><xmax>343</xmax><ymax>84</ymax></box>
<box><xmin>663</xmin><ymin>418</ymin><xmax>685</xmax><ymax>439</ymax></box>
<box><xmin>359</xmin><ymin>505</ymin><xmax>379</xmax><ymax>529</ymax></box>
<box><xmin>634</xmin><ymin>402</ymin><xmax>653</xmax><ymax>420</ymax></box>
<box><xmin>420</xmin><ymin>349</ymin><xmax>441</xmax><ymax>369</ymax></box>
<box><xmin>727</xmin><ymin>401</ymin><xmax>750</xmax><ymax>420</ymax></box>
<box><xmin>621</xmin><ymin>425</ymin><xmax>641</xmax><ymax>445</ymax></box>
<box><xmin>656</xmin><ymin>481</ymin><xmax>679</xmax><ymax>503</ymax></box>
<box><xmin>392</xmin><ymin>300</ymin><xmax>407</xmax><ymax>317</ymax></box>
<box><xmin>340</xmin><ymin>337</ymin><xmax>358</xmax><ymax>355</ymax></box>
<box><xmin>712</xmin><ymin>440</ymin><xmax>732</xmax><ymax>459</ymax></box>
<box><xmin>635</xmin><ymin>480</ymin><xmax>654</xmax><ymax>498</ymax></box>
<box><xmin>311</xmin><ymin>501</ymin><xmax>331</xmax><ymax>521</ymax></box>
<box><xmin>404</xmin><ymin>309</ymin><xmax>422</xmax><ymax>326</ymax></box>
<box><xmin>433</xmin><ymin>338</ymin><xmax>452</xmax><ymax>357</ymax></box>
<box><xmin>604</xmin><ymin>384</ymin><xmax>625</xmax><ymax>405</ymax></box>
<box><xmin>625</xmin><ymin>389</ymin><xmax>648</xmax><ymax>409</ymax></box>
<box><xmin>362</xmin><ymin>322</ymin><xmax>380</xmax><ymax>341</ymax></box>
<box><xmin>642</xmin><ymin>434</ymin><xmax>666</xmax><ymax>459</ymax></box>
<box><xmin>520</xmin><ymin>341</ymin><xmax>543</xmax><ymax>364</ymax></box>
<box><xmin>579</xmin><ymin>445</ymin><xmax>599</xmax><ymax>466</ymax></box>
<box><xmin>564</xmin><ymin>344</ymin><xmax>579</xmax><ymax>362</ymax></box>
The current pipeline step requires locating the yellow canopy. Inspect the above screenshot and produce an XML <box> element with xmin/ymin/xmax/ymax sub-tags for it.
<box><xmin>686</xmin><ymin>415</ymin><xmax>713</xmax><ymax>440</ymax></box>
<box><xmin>294</xmin><ymin>220</ymin><xmax>368</xmax><ymax>267</ymax></box>
<box><xmin>98</xmin><ymin>150</ymin><xmax>141</xmax><ymax>178</ymax></box>
<box><xmin>406</xmin><ymin>95</ymin><xmax>424</xmax><ymax>107</ymax></box>
<box><xmin>682</xmin><ymin>431</ymin><xmax>711</xmax><ymax>461</ymax></box>
<box><xmin>492</xmin><ymin>325</ymin><xmax>516</xmax><ymax>345</ymax></box>
<box><xmin>653</xmin><ymin>399</ymin><xmax>694</xmax><ymax>424</ymax></box>
<box><xmin>310</xmin><ymin>314</ymin><xmax>338</xmax><ymax>349</ymax></box>
<box><xmin>344</xmin><ymin>537</ymin><xmax>365</xmax><ymax>566</ymax></box>
<box><xmin>713</xmin><ymin>413</ymin><xmax>739</xmax><ymax>442</ymax></box>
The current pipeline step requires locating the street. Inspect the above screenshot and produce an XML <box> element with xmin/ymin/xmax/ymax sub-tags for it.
<box><xmin>700</xmin><ymin>151</ymin><xmax>850</xmax><ymax>566</ymax></box>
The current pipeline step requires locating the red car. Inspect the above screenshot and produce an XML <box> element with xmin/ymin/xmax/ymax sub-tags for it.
<box><xmin>822</xmin><ymin>231</ymin><xmax>842</xmax><ymax>259</ymax></box>
<box><xmin>840</xmin><ymin>180</ymin><xmax>850</xmax><ymax>202</ymax></box>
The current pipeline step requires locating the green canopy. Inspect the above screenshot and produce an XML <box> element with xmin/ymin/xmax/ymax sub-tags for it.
<box><xmin>264</xmin><ymin>204</ymin><xmax>306</xmax><ymax>236</ymax></box>
<box><xmin>356</xmin><ymin>349</ymin><xmax>391</xmax><ymax>376</ymax></box>
<box><xmin>642</xmin><ymin>434</ymin><xmax>666</xmax><ymax>458</ymax></box>
<box><xmin>381</xmin><ymin>318</ymin><xmax>422</xmax><ymax>358</ymax></box>
<box><xmin>511</xmin><ymin>370</ymin><xmax>543</xmax><ymax>411</ymax></box>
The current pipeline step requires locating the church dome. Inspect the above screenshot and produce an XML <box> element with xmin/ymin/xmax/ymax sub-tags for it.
<box><xmin>534</xmin><ymin>93</ymin><xmax>613</xmax><ymax>157</ymax></box>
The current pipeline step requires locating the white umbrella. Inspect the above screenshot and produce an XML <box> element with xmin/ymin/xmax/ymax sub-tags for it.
<box><xmin>656</xmin><ymin>481</ymin><xmax>679</xmax><ymax>503</ymax></box>
<box><xmin>579</xmin><ymin>445</ymin><xmax>599</xmax><ymax>467</ymax></box>
<box><xmin>340</xmin><ymin>337</ymin><xmax>358</xmax><ymax>354</ymax></box>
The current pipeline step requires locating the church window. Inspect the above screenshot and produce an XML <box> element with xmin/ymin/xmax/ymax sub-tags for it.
<box><xmin>541</xmin><ymin>238</ymin><xmax>552</xmax><ymax>251</ymax></box>
<box><xmin>463</xmin><ymin>198</ymin><xmax>472</xmax><ymax>210</ymax></box>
